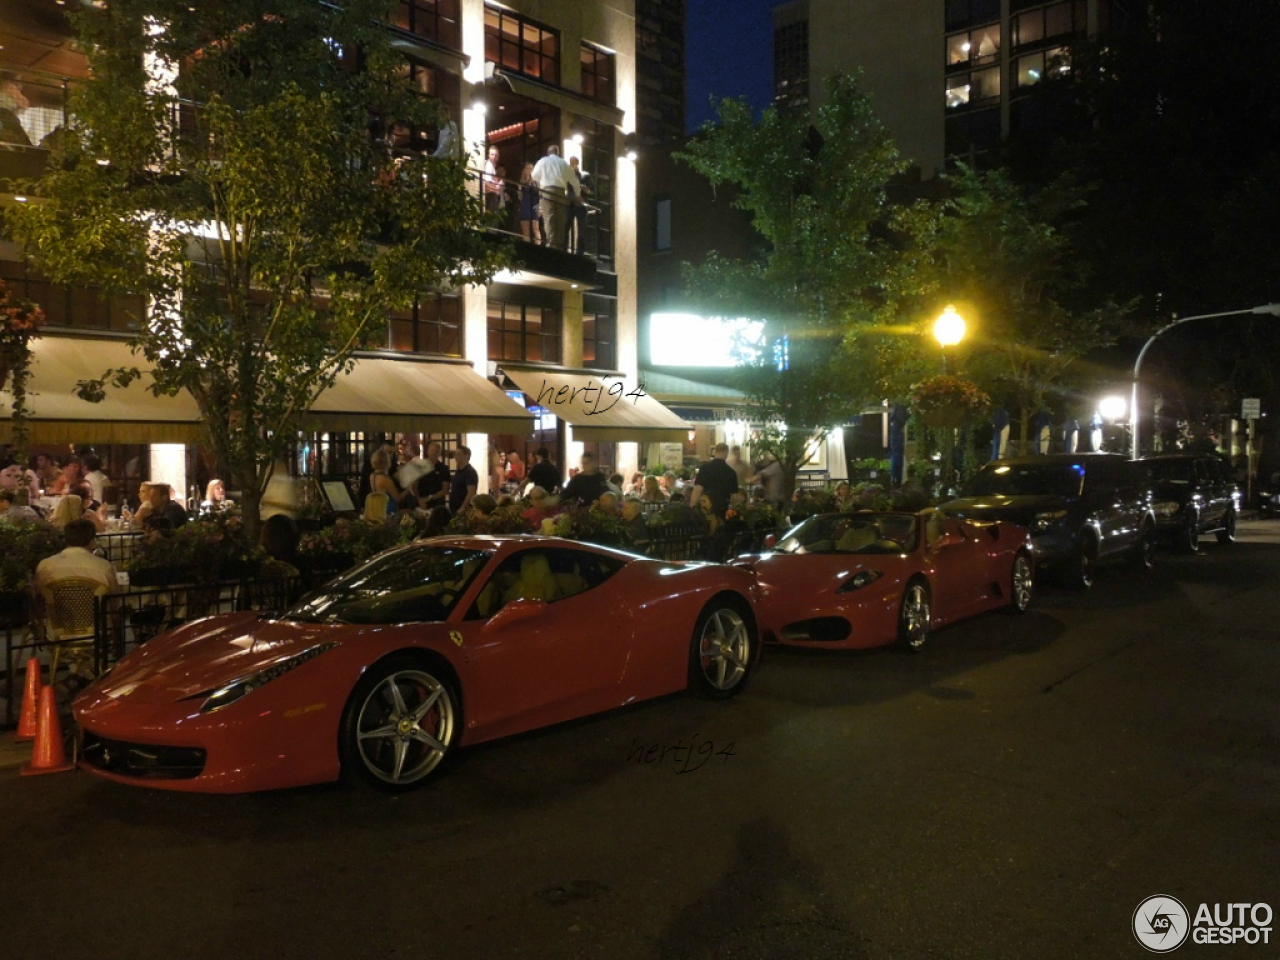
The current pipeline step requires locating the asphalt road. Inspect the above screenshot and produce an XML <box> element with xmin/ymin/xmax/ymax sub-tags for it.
<box><xmin>3</xmin><ymin>523</ymin><xmax>1278</xmax><ymax>960</ymax></box>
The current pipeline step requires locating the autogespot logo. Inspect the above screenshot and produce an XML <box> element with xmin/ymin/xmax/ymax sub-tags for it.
<box><xmin>1134</xmin><ymin>895</ymin><xmax>1190</xmax><ymax>953</ymax></box>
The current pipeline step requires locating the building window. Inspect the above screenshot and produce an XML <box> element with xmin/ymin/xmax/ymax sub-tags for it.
<box><xmin>391</xmin><ymin>0</ymin><xmax>461</xmax><ymax>49</ymax></box>
<box><xmin>582</xmin><ymin>311</ymin><xmax>615</xmax><ymax>370</ymax></box>
<box><xmin>945</xmin><ymin>106</ymin><xmax>1001</xmax><ymax>165</ymax></box>
<box><xmin>1013</xmin><ymin>1</ymin><xmax>1087</xmax><ymax>47</ymax></box>
<box><xmin>945</xmin><ymin>24</ymin><xmax>1000</xmax><ymax>66</ymax></box>
<box><xmin>580</xmin><ymin>43</ymin><xmax>614</xmax><ymax>105</ymax></box>
<box><xmin>945</xmin><ymin>0</ymin><xmax>1001</xmax><ymax>30</ymax></box>
<box><xmin>1014</xmin><ymin>47</ymin><xmax>1071</xmax><ymax>88</ymax></box>
<box><xmin>654</xmin><ymin>197</ymin><xmax>672</xmax><ymax>252</ymax></box>
<box><xmin>945</xmin><ymin>66</ymin><xmax>1000</xmax><ymax>110</ymax></box>
<box><xmin>487</xmin><ymin>299</ymin><xmax>561</xmax><ymax>363</ymax></box>
<box><xmin>0</xmin><ymin>261</ymin><xmax>142</xmax><ymax>332</ymax></box>
<box><xmin>389</xmin><ymin>292</ymin><xmax>462</xmax><ymax>356</ymax></box>
<box><xmin>576</xmin><ymin>119</ymin><xmax>614</xmax><ymax>262</ymax></box>
<box><xmin>484</xmin><ymin>5</ymin><xmax>558</xmax><ymax>85</ymax></box>
<box><xmin>773</xmin><ymin>18</ymin><xmax>810</xmax><ymax>112</ymax></box>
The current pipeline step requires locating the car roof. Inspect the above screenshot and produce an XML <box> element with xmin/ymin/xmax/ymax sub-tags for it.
<box><xmin>983</xmin><ymin>453</ymin><xmax>1128</xmax><ymax>468</ymax></box>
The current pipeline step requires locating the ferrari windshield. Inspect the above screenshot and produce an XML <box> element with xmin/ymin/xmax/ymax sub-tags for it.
<box><xmin>774</xmin><ymin>513</ymin><xmax>918</xmax><ymax>555</ymax></box>
<box><xmin>286</xmin><ymin>546</ymin><xmax>492</xmax><ymax>625</ymax></box>
<box><xmin>964</xmin><ymin>463</ymin><xmax>1085</xmax><ymax>498</ymax></box>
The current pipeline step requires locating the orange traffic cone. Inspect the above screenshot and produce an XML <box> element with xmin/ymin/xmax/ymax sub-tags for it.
<box><xmin>21</xmin><ymin>686</ymin><xmax>75</xmax><ymax>776</ymax></box>
<box><xmin>13</xmin><ymin>657</ymin><xmax>42</xmax><ymax>743</ymax></box>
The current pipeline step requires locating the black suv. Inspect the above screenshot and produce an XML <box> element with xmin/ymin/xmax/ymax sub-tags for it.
<box><xmin>941</xmin><ymin>453</ymin><xmax>1157</xmax><ymax>589</ymax></box>
<box><xmin>1138</xmin><ymin>454</ymin><xmax>1240</xmax><ymax>552</ymax></box>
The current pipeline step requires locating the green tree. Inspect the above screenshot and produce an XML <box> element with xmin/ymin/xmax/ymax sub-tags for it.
<box><xmin>902</xmin><ymin>165</ymin><xmax>1137</xmax><ymax>453</ymax></box>
<box><xmin>676</xmin><ymin>74</ymin><xmax>906</xmax><ymax>498</ymax></box>
<box><xmin>8</xmin><ymin>0</ymin><xmax>504</xmax><ymax>537</ymax></box>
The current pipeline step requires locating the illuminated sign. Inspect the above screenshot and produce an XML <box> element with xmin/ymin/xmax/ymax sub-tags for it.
<box><xmin>649</xmin><ymin>313</ymin><xmax>765</xmax><ymax>367</ymax></box>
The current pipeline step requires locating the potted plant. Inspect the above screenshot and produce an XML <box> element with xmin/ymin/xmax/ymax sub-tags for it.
<box><xmin>0</xmin><ymin>279</ymin><xmax>46</xmax><ymax>461</ymax></box>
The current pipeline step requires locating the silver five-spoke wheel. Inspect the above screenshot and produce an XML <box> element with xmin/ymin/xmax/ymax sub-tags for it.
<box><xmin>690</xmin><ymin>602</ymin><xmax>755</xmax><ymax>699</ymax></box>
<box><xmin>898</xmin><ymin>581</ymin><xmax>931</xmax><ymax>651</ymax></box>
<box><xmin>342</xmin><ymin>662</ymin><xmax>458</xmax><ymax>792</ymax></box>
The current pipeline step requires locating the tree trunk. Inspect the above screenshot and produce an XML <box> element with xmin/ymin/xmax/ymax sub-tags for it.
<box><xmin>1018</xmin><ymin>404</ymin><xmax>1030</xmax><ymax>456</ymax></box>
<box><xmin>235</xmin><ymin>467</ymin><xmax>264</xmax><ymax>545</ymax></box>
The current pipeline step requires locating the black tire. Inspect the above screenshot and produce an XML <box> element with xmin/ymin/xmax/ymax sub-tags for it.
<box><xmin>1062</xmin><ymin>535</ymin><xmax>1098</xmax><ymax>590</ymax></box>
<box><xmin>339</xmin><ymin>654</ymin><xmax>460</xmax><ymax>793</ymax></box>
<box><xmin>1006</xmin><ymin>552</ymin><xmax>1034</xmax><ymax>614</ymax></box>
<box><xmin>688</xmin><ymin>598</ymin><xmax>755</xmax><ymax>699</ymax></box>
<box><xmin>1180</xmin><ymin>511</ymin><xmax>1200</xmax><ymax>554</ymax></box>
<box><xmin>1129</xmin><ymin>521</ymin><xmax>1156</xmax><ymax>571</ymax></box>
<box><xmin>1216</xmin><ymin>508</ymin><xmax>1237</xmax><ymax>544</ymax></box>
<box><xmin>897</xmin><ymin>580</ymin><xmax>931</xmax><ymax>652</ymax></box>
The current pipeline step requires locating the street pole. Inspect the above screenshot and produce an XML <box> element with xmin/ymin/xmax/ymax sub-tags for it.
<box><xmin>1130</xmin><ymin>303</ymin><xmax>1280</xmax><ymax>460</ymax></box>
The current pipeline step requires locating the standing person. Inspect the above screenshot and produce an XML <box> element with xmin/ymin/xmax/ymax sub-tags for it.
<box><xmin>518</xmin><ymin>162</ymin><xmax>542</xmax><ymax>243</ymax></box>
<box><xmin>506</xmin><ymin>450</ymin><xmax>527</xmax><ymax>487</ymax></box>
<box><xmin>84</xmin><ymin>454</ymin><xmax>110</xmax><ymax>503</ymax></box>
<box><xmin>687</xmin><ymin>443</ymin><xmax>739</xmax><ymax>519</ymax></box>
<box><xmin>561</xmin><ymin>451</ymin><xmax>610</xmax><ymax>505</ymax></box>
<box><xmin>751</xmin><ymin>452</ymin><xmax>786</xmax><ymax>506</ymax></box>
<box><xmin>431</xmin><ymin>109</ymin><xmax>460</xmax><ymax>160</ymax></box>
<box><xmin>369</xmin><ymin>449</ymin><xmax>412</xmax><ymax>512</ymax></box>
<box><xmin>483</xmin><ymin>145</ymin><xmax>503</xmax><ymax>213</ymax></box>
<box><xmin>488</xmin><ymin>448</ymin><xmax>505</xmax><ymax>494</ymax></box>
<box><xmin>448</xmin><ymin>445</ymin><xmax>479</xmax><ymax>515</ymax></box>
<box><xmin>727</xmin><ymin>445</ymin><xmax>752</xmax><ymax>488</ymax></box>
<box><xmin>531</xmin><ymin>144</ymin><xmax>572</xmax><ymax>250</ymax></box>
<box><xmin>396</xmin><ymin>442</ymin><xmax>431</xmax><ymax>496</ymax></box>
<box><xmin>566</xmin><ymin>155</ymin><xmax>591</xmax><ymax>255</ymax></box>
<box><xmin>416</xmin><ymin>440</ymin><xmax>452</xmax><ymax>509</ymax></box>
<box><xmin>527</xmin><ymin>447</ymin><xmax>562</xmax><ymax>495</ymax></box>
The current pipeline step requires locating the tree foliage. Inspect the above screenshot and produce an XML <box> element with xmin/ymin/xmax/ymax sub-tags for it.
<box><xmin>895</xmin><ymin>165</ymin><xmax>1139</xmax><ymax>452</ymax></box>
<box><xmin>7</xmin><ymin>0</ymin><xmax>505</xmax><ymax>535</ymax></box>
<box><xmin>676</xmin><ymin>74</ymin><xmax>906</xmax><ymax>496</ymax></box>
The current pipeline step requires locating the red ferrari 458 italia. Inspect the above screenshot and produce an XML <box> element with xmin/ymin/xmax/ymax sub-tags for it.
<box><xmin>74</xmin><ymin>536</ymin><xmax>760</xmax><ymax>793</ymax></box>
<box><xmin>738</xmin><ymin>510</ymin><xmax>1033</xmax><ymax>652</ymax></box>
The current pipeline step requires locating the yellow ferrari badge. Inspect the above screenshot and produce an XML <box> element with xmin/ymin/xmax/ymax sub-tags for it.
<box><xmin>449</xmin><ymin>630</ymin><xmax>464</xmax><ymax>647</ymax></box>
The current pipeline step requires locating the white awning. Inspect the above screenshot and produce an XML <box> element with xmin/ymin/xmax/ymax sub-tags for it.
<box><xmin>0</xmin><ymin>337</ymin><xmax>533</xmax><ymax>444</ymax></box>
<box><xmin>501</xmin><ymin>365</ymin><xmax>691</xmax><ymax>442</ymax></box>
<box><xmin>0</xmin><ymin>334</ymin><xmax>203</xmax><ymax>444</ymax></box>
<box><xmin>306</xmin><ymin>354</ymin><xmax>534</xmax><ymax>435</ymax></box>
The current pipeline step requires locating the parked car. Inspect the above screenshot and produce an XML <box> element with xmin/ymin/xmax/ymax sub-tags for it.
<box><xmin>941</xmin><ymin>453</ymin><xmax>1156</xmax><ymax>589</ymax></box>
<box><xmin>1139</xmin><ymin>453</ymin><xmax>1240</xmax><ymax>552</ymax></box>
<box><xmin>75</xmin><ymin>536</ymin><xmax>760</xmax><ymax>794</ymax></box>
<box><xmin>734</xmin><ymin>510</ymin><xmax>1032</xmax><ymax>652</ymax></box>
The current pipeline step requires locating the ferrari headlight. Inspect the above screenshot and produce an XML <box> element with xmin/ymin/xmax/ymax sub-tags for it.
<box><xmin>195</xmin><ymin>643</ymin><xmax>337</xmax><ymax>714</ymax></box>
<box><xmin>1033</xmin><ymin>510</ymin><xmax>1068</xmax><ymax>531</ymax></box>
<box><xmin>837</xmin><ymin>570</ymin><xmax>883</xmax><ymax>593</ymax></box>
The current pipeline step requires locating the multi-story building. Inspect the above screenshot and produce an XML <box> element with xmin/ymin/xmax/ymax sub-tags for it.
<box><xmin>772</xmin><ymin>0</ymin><xmax>1136</xmax><ymax>175</ymax></box>
<box><xmin>0</xmin><ymin>0</ymin><xmax>690</xmax><ymax>500</ymax></box>
<box><xmin>634</xmin><ymin>0</ymin><xmax>686</xmax><ymax>145</ymax></box>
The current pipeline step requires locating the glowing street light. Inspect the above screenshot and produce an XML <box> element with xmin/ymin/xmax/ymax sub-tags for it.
<box><xmin>1099</xmin><ymin>395</ymin><xmax>1127</xmax><ymax>422</ymax></box>
<box><xmin>934</xmin><ymin>304</ymin><xmax>966</xmax><ymax>348</ymax></box>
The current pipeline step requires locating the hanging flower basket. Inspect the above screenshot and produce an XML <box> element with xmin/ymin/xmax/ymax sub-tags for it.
<box><xmin>0</xmin><ymin>279</ymin><xmax>47</xmax><ymax>459</ymax></box>
<box><xmin>910</xmin><ymin>375</ymin><xmax>991</xmax><ymax>429</ymax></box>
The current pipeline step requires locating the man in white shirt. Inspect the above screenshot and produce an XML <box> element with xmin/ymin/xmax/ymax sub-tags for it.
<box><xmin>35</xmin><ymin>519</ymin><xmax>120</xmax><ymax>595</ymax></box>
<box><xmin>483</xmin><ymin>145</ymin><xmax>504</xmax><ymax>212</ymax></box>
<box><xmin>531</xmin><ymin>145</ymin><xmax>572</xmax><ymax>250</ymax></box>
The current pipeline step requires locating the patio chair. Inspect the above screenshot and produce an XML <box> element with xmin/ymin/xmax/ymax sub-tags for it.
<box><xmin>39</xmin><ymin>576</ymin><xmax>109</xmax><ymax>685</ymax></box>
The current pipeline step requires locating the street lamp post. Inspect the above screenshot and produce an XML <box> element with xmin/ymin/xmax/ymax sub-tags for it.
<box><xmin>1130</xmin><ymin>303</ymin><xmax>1280</xmax><ymax>460</ymax></box>
<box><xmin>934</xmin><ymin>304</ymin><xmax>966</xmax><ymax>373</ymax></box>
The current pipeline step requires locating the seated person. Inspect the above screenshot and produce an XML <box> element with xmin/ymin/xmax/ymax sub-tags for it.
<box><xmin>35</xmin><ymin>518</ymin><xmax>120</xmax><ymax>595</ymax></box>
<box><xmin>835</xmin><ymin>522</ymin><xmax>879</xmax><ymax>553</ymax></box>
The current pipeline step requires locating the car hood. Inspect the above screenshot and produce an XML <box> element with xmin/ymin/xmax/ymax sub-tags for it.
<box><xmin>81</xmin><ymin>612</ymin><xmax>358</xmax><ymax>706</ymax></box>
<box><xmin>942</xmin><ymin>494</ymin><xmax>1072</xmax><ymax>526</ymax></box>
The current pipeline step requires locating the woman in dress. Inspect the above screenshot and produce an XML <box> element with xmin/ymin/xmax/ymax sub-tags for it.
<box><xmin>518</xmin><ymin>162</ymin><xmax>542</xmax><ymax>244</ymax></box>
<box><xmin>368</xmin><ymin>449</ymin><xmax>410</xmax><ymax>512</ymax></box>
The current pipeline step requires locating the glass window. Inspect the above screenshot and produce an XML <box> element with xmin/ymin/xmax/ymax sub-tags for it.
<box><xmin>946</xmin><ymin>75</ymin><xmax>971</xmax><ymax>109</ymax></box>
<box><xmin>654</xmin><ymin>197</ymin><xmax>672</xmax><ymax>251</ymax></box>
<box><xmin>971</xmin><ymin>66</ymin><xmax>1001</xmax><ymax>102</ymax></box>
<box><xmin>466</xmin><ymin>547</ymin><xmax>625</xmax><ymax>619</ymax></box>
<box><xmin>947</xmin><ymin>24</ymin><xmax>1000</xmax><ymax>66</ymax></box>
<box><xmin>1044</xmin><ymin>1</ymin><xmax>1074</xmax><ymax>38</ymax></box>
<box><xmin>582</xmin><ymin>311</ymin><xmax>616</xmax><ymax>370</ymax></box>
<box><xmin>484</xmin><ymin>5</ymin><xmax>559</xmax><ymax>85</ymax></box>
<box><xmin>1015</xmin><ymin>51</ymin><xmax>1045</xmax><ymax>87</ymax></box>
<box><xmin>389</xmin><ymin>293</ymin><xmax>462</xmax><ymax>356</ymax></box>
<box><xmin>487</xmin><ymin>299</ymin><xmax>561</xmax><ymax>363</ymax></box>
<box><xmin>580</xmin><ymin>43</ymin><xmax>615</xmax><ymax>105</ymax></box>
<box><xmin>946</xmin><ymin>32</ymin><xmax>972</xmax><ymax>65</ymax></box>
<box><xmin>391</xmin><ymin>0</ymin><xmax>461</xmax><ymax>49</ymax></box>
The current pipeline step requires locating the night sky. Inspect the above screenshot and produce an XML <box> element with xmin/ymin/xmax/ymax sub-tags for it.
<box><xmin>685</xmin><ymin>0</ymin><xmax>776</xmax><ymax>132</ymax></box>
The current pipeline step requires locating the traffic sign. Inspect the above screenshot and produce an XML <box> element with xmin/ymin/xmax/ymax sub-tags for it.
<box><xmin>1242</xmin><ymin>398</ymin><xmax>1261</xmax><ymax>420</ymax></box>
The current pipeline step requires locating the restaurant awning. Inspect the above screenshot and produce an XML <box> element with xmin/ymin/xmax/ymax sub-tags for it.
<box><xmin>306</xmin><ymin>354</ymin><xmax>534</xmax><ymax>435</ymax></box>
<box><xmin>0</xmin><ymin>334</ymin><xmax>204</xmax><ymax>445</ymax></box>
<box><xmin>0</xmin><ymin>337</ymin><xmax>533</xmax><ymax>444</ymax></box>
<box><xmin>501</xmin><ymin>365</ymin><xmax>692</xmax><ymax>442</ymax></box>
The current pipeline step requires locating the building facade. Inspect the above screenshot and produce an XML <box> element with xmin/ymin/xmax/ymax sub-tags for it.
<box><xmin>772</xmin><ymin>0</ymin><xmax>1135</xmax><ymax>175</ymax></box>
<box><xmin>0</xmin><ymin>0</ymin><xmax>693</xmax><ymax>500</ymax></box>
